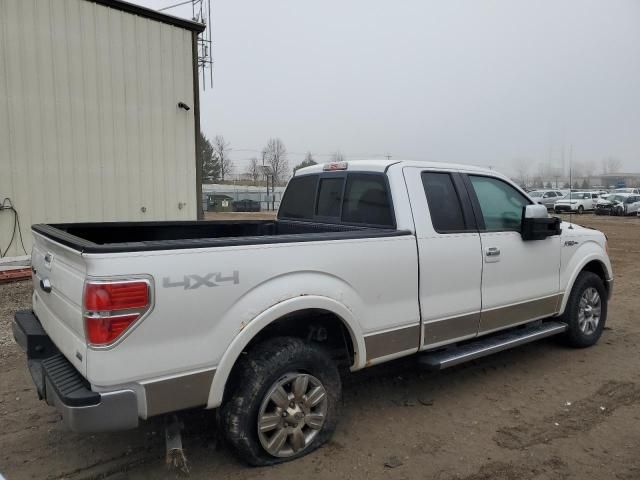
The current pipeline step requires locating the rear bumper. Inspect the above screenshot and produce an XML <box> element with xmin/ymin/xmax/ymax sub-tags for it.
<box><xmin>12</xmin><ymin>310</ymin><xmax>139</xmax><ymax>433</ymax></box>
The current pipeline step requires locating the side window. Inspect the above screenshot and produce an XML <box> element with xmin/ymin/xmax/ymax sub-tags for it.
<box><xmin>422</xmin><ymin>172</ymin><xmax>467</xmax><ymax>233</ymax></box>
<box><xmin>468</xmin><ymin>175</ymin><xmax>530</xmax><ymax>231</ymax></box>
<box><xmin>279</xmin><ymin>175</ymin><xmax>318</xmax><ymax>219</ymax></box>
<box><xmin>342</xmin><ymin>174</ymin><xmax>393</xmax><ymax>226</ymax></box>
<box><xmin>316</xmin><ymin>177</ymin><xmax>345</xmax><ymax>217</ymax></box>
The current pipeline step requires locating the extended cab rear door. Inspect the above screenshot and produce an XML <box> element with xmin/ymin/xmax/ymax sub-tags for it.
<box><xmin>403</xmin><ymin>167</ymin><xmax>483</xmax><ymax>349</ymax></box>
<box><xmin>463</xmin><ymin>174</ymin><xmax>561</xmax><ymax>334</ymax></box>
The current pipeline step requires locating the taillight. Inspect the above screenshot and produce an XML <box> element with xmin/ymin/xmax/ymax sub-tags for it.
<box><xmin>83</xmin><ymin>279</ymin><xmax>152</xmax><ymax>346</ymax></box>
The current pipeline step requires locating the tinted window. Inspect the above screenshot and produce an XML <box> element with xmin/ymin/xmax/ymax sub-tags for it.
<box><xmin>316</xmin><ymin>177</ymin><xmax>344</xmax><ymax>217</ymax></box>
<box><xmin>279</xmin><ymin>175</ymin><xmax>318</xmax><ymax>219</ymax></box>
<box><xmin>422</xmin><ymin>172</ymin><xmax>466</xmax><ymax>232</ymax></box>
<box><xmin>469</xmin><ymin>175</ymin><xmax>530</xmax><ymax>231</ymax></box>
<box><xmin>342</xmin><ymin>174</ymin><xmax>393</xmax><ymax>226</ymax></box>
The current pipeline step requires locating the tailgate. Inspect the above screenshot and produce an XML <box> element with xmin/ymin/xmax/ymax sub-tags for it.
<box><xmin>31</xmin><ymin>232</ymin><xmax>87</xmax><ymax>376</ymax></box>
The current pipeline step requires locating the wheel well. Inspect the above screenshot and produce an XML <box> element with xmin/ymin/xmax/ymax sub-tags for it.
<box><xmin>222</xmin><ymin>309</ymin><xmax>355</xmax><ymax>404</ymax></box>
<box><xmin>581</xmin><ymin>260</ymin><xmax>609</xmax><ymax>294</ymax></box>
<box><xmin>241</xmin><ymin>309</ymin><xmax>355</xmax><ymax>368</ymax></box>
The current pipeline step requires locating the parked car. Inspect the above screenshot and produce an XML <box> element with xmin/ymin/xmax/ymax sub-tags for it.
<box><xmin>595</xmin><ymin>193</ymin><xmax>640</xmax><ymax>216</ymax></box>
<box><xmin>554</xmin><ymin>191</ymin><xmax>599</xmax><ymax>214</ymax></box>
<box><xmin>528</xmin><ymin>190</ymin><xmax>565</xmax><ymax>209</ymax></box>
<box><xmin>13</xmin><ymin>160</ymin><xmax>612</xmax><ymax>466</ymax></box>
<box><xmin>611</xmin><ymin>188</ymin><xmax>640</xmax><ymax>195</ymax></box>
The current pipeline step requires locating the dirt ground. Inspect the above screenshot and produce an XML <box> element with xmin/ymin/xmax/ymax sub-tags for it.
<box><xmin>1</xmin><ymin>214</ymin><xmax>639</xmax><ymax>480</ymax></box>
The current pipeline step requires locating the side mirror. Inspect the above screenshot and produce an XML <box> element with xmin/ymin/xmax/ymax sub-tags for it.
<box><xmin>521</xmin><ymin>204</ymin><xmax>561</xmax><ymax>241</ymax></box>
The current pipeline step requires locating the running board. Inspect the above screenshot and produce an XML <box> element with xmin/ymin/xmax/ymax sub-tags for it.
<box><xmin>419</xmin><ymin>321</ymin><xmax>567</xmax><ymax>370</ymax></box>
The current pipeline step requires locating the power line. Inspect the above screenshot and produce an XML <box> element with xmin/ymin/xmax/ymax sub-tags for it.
<box><xmin>158</xmin><ymin>0</ymin><xmax>192</xmax><ymax>12</ymax></box>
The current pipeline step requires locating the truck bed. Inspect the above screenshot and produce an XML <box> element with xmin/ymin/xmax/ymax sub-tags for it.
<box><xmin>32</xmin><ymin>220</ymin><xmax>410</xmax><ymax>253</ymax></box>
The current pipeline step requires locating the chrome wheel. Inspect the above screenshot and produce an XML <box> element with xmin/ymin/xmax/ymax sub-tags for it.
<box><xmin>578</xmin><ymin>287</ymin><xmax>601</xmax><ymax>335</ymax></box>
<box><xmin>257</xmin><ymin>373</ymin><xmax>328</xmax><ymax>458</ymax></box>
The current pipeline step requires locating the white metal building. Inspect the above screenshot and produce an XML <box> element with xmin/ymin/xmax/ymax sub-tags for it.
<box><xmin>0</xmin><ymin>0</ymin><xmax>205</xmax><ymax>260</ymax></box>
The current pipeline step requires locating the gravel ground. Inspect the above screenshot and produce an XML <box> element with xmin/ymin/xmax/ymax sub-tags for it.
<box><xmin>0</xmin><ymin>214</ymin><xmax>639</xmax><ymax>480</ymax></box>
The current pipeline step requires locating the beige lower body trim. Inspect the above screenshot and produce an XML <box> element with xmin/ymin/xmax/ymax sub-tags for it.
<box><xmin>364</xmin><ymin>324</ymin><xmax>420</xmax><ymax>362</ymax></box>
<box><xmin>479</xmin><ymin>294</ymin><xmax>562</xmax><ymax>333</ymax></box>
<box><xmin>144</xmin><ymin>369</ymin><xmax>216</xmax><ymax>417</ymax></box>
<box><xmin>423</xmin><ymin>312</ymin><xmax>480</xmax><ymax>347</ymax></box>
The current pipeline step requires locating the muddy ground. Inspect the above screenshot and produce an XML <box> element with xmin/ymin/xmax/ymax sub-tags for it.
<box><xmin>1</xmin><ymin>214</ymin><xmax>639</xmax><ymax>480</ymax></box>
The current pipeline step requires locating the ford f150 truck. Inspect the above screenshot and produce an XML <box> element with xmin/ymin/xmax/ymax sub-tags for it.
<box><xmin>13</xmin><ymin>160</ymin><xmax>613</xmax><ymax>466</ymax></box>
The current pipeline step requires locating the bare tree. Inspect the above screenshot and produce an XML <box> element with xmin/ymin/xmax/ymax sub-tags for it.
<box><xmin>246</xmin><ymin>157</ymin><xmax>261</xmax><ymax>184</ymax></box>
<box><xmin>199</xmin><ymin>131</ymin><xmax>219</xmax><ymax>182</ymax></box>
<box><xmin>512</xmin><ymin>158</ymin><xmax>531</xmax><ymax>187</ymax></box>
<box><xmin>263</xmin><ymin>138</ymin><xmax>289</xmax><ymax>185</ymax></box>
<box><xmin>331</xmin><ymin>151</ymin><xmax>345</xmax><ymax>162</ymax></box>
<box><xmin>213</xmin><ymin>135</ymin><xmax>233</xmax><ymax>182</ymax></box>
<box><xmin>582</xmin><ymin>160</ymin><xmax>595</xmax><ymax>186</ymax></box>
<box><xmin>601</xmin><ymin>156</ymin><xmax>622</xmax><ymax>175</ymax></box>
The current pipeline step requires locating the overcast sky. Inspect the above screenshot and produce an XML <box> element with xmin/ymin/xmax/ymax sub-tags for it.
<box><xmin>132</xmin><ymin>0</ymin><xmax>640</xmax><ymax>176</ymax></box>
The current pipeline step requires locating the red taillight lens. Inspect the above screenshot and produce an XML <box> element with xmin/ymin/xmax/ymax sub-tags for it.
<box><xmin>83</xmin><ymin>279</ymin><xmax>151</xmax><ymax>346</ymax></box>
<box><xmin>84</xmin><ymin>314</ymin><xmax>139</xmax><ymax>345</ymax></box>
<box><xmin>84</xmin><ymin>281</ymin><xmax>149</xmax><ymax>311</ymax></box>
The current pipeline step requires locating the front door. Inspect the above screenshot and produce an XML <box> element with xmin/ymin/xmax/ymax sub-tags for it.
<box><xmin>464</xmin><ymin>174</ymin><xmax>561</xmax><ymax>334</ymax></box>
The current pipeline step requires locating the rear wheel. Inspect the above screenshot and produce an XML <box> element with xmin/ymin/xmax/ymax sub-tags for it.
<box><xmin>577</xmin><ymin>205</ymin><xmax>584</xmax><ymax>214</ymax></box>
<box><xmin>560</xmin><ymin>271</ymin><xmax>607</xmax><ymax>348</ymax></box>
<box><xmin>219</xmin><ymin>337</ymin><xmax>341</xmax><ymax>466</ymax></box>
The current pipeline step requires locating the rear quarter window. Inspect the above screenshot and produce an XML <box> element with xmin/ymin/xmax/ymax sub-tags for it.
<box><xmin>341</xmin><ymin>174</ymin><xmax>393</xmax><ymax>227</ymax></box>
<box><xmin>278</xmin><ymin>175</ymin><xmax>318</xmax><ymax>219</ymax></box>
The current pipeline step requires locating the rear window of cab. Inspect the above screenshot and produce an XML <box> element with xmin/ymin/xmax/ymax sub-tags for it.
<box><xmin>279</xmin><ymin>173</ymin><xmax>394</xmax><ymax>227</ymax></box>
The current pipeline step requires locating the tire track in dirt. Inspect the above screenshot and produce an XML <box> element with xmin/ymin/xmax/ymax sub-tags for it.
<box><xmin>494</xmin><ymin>380</ymin><xmax>640</xmax><ymax>449</ymax></box>
<box><xmin>47</xmin><ymin>446</ymin><xmax>162</xmax><ymax>480</ymax></box>
<box><xmin>443</xmin><ymin>456</ymin><xmax>570</xmax><ymax>480</ymax></box>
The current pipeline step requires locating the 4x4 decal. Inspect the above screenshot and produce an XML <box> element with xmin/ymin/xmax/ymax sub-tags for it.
<box><xmin>162</xmin><ymin>271</ymin><xmax>239</xmax><ymax>289</ymax></box>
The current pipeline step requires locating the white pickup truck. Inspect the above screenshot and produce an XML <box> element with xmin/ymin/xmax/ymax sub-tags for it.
<box><xmin>13</xmin><ymin>160</ymin><xmax>613</xmax><ymax>465</ymax></box>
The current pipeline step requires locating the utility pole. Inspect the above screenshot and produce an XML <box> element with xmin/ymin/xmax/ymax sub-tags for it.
<box><xmin>262</xmin><ymin>150</ymin><xmax>269</xmax><ymax>211</ymax></box>
<box><xmin>385</xmin><ymin>154</ymin><xmax>392</xmax><ymax>160</ymax></box>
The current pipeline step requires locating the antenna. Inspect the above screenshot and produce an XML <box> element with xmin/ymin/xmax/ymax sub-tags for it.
<box><xmin>158</xmin><ymin>0</ymin><xmax>214</xmax><ymax>89</ymax></box>
<box><xmin>192</xmin><ymin>0</ymin><xmax>214</xmax><ymax>89</ymax></box>
<box><xmin>568</xmin><ymin>144</ymin><xmax>574</xmax><ymax>229</ymax></box>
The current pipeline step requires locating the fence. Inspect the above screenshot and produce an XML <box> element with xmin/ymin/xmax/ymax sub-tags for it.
<box><xmin>202</xmin><ymin>184</ymin><xmax>286</xmax><ymax>213</ymax></box>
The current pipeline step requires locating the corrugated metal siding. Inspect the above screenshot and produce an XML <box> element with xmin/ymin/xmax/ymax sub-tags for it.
<box><xmin>0</xmin><ymin>0</ymin><xmax>197</xmax><ymax>258</ymax></box>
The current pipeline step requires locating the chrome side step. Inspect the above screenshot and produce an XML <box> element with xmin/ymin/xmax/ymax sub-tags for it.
<box><xmin>419</xmin><ymin>321</ymin><xmax>567</xmax><ymax>370</ymax></box>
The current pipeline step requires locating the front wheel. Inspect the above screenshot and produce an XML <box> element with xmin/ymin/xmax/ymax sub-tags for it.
<box><xmin>577</xmin><ymin>205</ymin><xmax>584</xmax><ymax>214</ymax></box>
<box><xmin>219</xmin><ymin>337</ymin><xmax>341</xmax><ymax>466</ymax></box>
<box><xmin>559</xmin><ymin>271</ymin><xmax>607</xmax><ymax>348</ymax></box>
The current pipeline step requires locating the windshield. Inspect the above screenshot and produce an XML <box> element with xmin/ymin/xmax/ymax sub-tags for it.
<box><xmin>614</xmin><ymin>189</ymin><xmax>633</xmax><ymax>193</ymax></box>
<box><xmin>566</xmin><ymin>192</ymin><xmax>588</xmax><ymax>199</ymax></box>
<box><xmin>529</xmin><ymin>192</ymin><xmax>543</xmax><ymax>197</ymax></box>
<box><xmin>611</xmin><ymin>195</ymin><xmax>628</xmax><ymax>203</ymax></box>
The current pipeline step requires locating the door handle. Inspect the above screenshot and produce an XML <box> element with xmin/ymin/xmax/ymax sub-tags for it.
<box><xmin>485</xmin><ymin>247</ymin><xmax>500</xmax><ymax>257</ymax></box>
<box><xmin>39</xmin><ymin>278</ymin><xmax>52</xmax><ymax>293</ymax></box>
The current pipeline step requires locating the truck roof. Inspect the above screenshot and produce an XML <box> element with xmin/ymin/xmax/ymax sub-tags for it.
<box><xmin>295</xmin><ymin>159</ymin><xmax>500</xmax><ymax>176</ymax></box>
